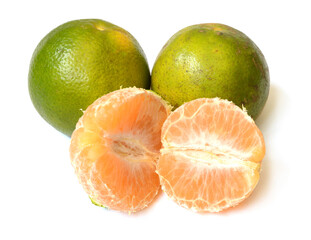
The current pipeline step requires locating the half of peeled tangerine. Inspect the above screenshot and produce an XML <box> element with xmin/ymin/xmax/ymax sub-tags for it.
<box><xmin>69</xmin><ymin>88</ymin><xmax>171</xmax><ymax>213</ymax></box>
<box><xmin>156</xmin><ymin>98</ymin><xmax>265</xmax><ymax>212</ymax></box>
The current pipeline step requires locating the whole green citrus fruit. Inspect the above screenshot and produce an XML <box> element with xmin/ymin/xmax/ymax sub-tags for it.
<box><xmin>151</xmin><ymin>23</ymin><xmax>269</xmax><ymax>119</ymax></box>
<box><xmin>29</xmin><ymin>19</ymin><xmax>150</xmax><ymax>136</ymax></box>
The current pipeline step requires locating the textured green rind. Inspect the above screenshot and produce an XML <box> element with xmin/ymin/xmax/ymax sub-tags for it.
<box><xmin>151</xmin><ymin>23</ymin><xmax>269</xmax><ymax>119</ymax></box>
<box><xmin>29</xmin><ymin>19</ymin><xmax>150</xmax><ymax>136</ymax></box>
<box><xmin>89</xmin><ymin>197</ymin><xmax>108</xmax><ymax>209</ymax></box>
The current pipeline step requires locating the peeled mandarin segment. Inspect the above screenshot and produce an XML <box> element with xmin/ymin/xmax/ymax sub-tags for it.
<box><xmin>158</xmin><ymin>150</ymin><xmax>260</xmax><ymax>212</ymax></box>
<box><xmin>70</xmin><ymin>88</ymin><xmax>171</xmax><ymax>213</ymax></box>
<box><xmin>157</xmin><ymin>98</ymin><xmax>265</xmax><ymax>212</ymax></box>
<box><xmin>90</xmin><ymin>150</ymin><xmax>160</xmax><ymax>211</ymax></box>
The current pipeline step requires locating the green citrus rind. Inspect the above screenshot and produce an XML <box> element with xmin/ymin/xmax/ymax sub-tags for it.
<box><xmin>151</xmin><ymin>23</ymin><xmax>269</xmax><ymax>119</ymax></box>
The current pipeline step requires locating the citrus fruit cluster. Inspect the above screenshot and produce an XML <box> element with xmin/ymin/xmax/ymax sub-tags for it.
<box><xmin>29</xmin><ymin>19</ymin><xmax>269</xmax><ymax>213</ymax></box>
<box><xmin>70</xmin><ymin>87</ymin><xmax>265</xmax><ymax>213</ymax></box>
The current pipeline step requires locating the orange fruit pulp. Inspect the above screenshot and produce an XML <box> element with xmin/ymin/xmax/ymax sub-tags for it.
<box><xmin>70</xmin><ymin>88</ymin><xmax>171</xmax><ymax>213</ymax></box>
<box><xmin>157</xmin><ymin>98</ymin><xmax>265</xmax><ymax>212</ymax></box>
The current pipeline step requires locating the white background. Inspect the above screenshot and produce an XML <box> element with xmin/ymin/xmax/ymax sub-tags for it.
<box><xmin>1</xmin><ymin>0</ymin><xmax>310</xmax><ymax>239</ymax></box>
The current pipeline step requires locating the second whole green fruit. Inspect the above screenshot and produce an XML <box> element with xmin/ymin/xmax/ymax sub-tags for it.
<box><xmin>151</xmin><ymin>23</ymin><xmax>270</xmax><ymax>119</ymax></box>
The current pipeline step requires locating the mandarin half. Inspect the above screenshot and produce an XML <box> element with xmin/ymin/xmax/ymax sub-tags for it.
<box><xmin>157</xmin><ymin>98</ymin><xmax>265</xmax><ymax>212</ymax></box>
<box><xmin>70</xmin><ymin>88</ymin><xmax>171</xmax><ymax>213</ymax></box>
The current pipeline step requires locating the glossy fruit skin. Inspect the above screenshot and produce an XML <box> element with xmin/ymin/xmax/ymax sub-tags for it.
<box><xmin>151</xmin><ymin>23</ymin><xmax>269</xmax><ymax>119</ymax></box>
<box><xmin>29</xmin><ymin>19</ymin><xmax>150</xmax><ymax>136</ymax></box>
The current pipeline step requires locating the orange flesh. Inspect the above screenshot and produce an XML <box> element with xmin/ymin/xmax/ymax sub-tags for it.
<box><xmin>157</xmin><ymin>98</ymin><xmax>265</xmax><ymax>212</ymax></box>
<box><xmin>70</xmin><ymin>88</ymin><xmax>171</xmax><ymax>212</ymax></box>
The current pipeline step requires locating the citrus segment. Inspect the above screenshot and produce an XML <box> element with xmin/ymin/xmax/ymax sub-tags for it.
<box><xmin>70</xmin><ymin>88</ymin><xmax>171</xmax><ymax>213</ymax></box>
<box><xmin>157</xmin><ymin>98</ymin><xmax>265</xmax><ymax>212</ymax></box>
